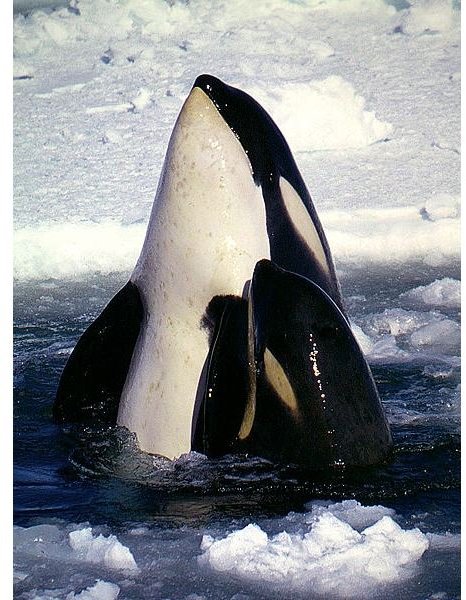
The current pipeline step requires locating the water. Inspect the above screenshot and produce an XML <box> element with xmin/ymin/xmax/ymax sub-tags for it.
<box><xmin>13</xmin><ymin>261</ymin><xmax>460</xmax><ymax>599</ymax></box>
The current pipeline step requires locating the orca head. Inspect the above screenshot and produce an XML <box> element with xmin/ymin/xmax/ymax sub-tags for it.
<box><xmin>240</xmin><ymin>259</ymin><xmax>392</xmax><ymax>470</ymax></box>
<box><xmin>193</xmin><ymin>74</ymin><xmax>305</xmax><ymax>192</ymax></box>
<box><xmin>191</xmin><ymin>75</ymin><xmax>344</xmax><ymax>310</ymax></box>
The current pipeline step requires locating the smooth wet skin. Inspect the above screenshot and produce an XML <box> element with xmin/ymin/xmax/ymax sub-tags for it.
<box><xmin>246</xmin><ymin>260</ymin><xmax>392</xmax><ymax>468</ymax></box>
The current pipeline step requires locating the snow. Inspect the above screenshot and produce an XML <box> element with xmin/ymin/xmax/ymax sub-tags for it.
<box><xmin>398</xmin><ymin>0</ymin><xmax>458</xmax><ymax>34</ymax></box>
<box><xmin>13</xmin><ymin>0</ymin><xmax>460</xmax><ymax>282</ymax></box>
<box><xmin>14</xmin><ymin>221</ymin><xmax>144</xmax><ymax>280</ymax></box>
<box><xmin>13</xmin><ymin>199</ymin><xmax>461</xmax><ymax>280</ymax></box>
<box><xmin>248</xmin><ymin>76</ymin><xmax>393</xmax><ymax>151</ymax></box>
<box><xmin>323</xmin><ymin>201</ymin><xmax>460</xmax><ymax>267</ymax></box>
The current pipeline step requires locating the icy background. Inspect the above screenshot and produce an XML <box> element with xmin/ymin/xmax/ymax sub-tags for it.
<box><xmin>13</xmin><ymin>0</ymin><xmax>460</xmax><ymax>599</ymax></box>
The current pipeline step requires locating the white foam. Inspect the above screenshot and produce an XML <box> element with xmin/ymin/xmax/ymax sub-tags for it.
<box><xmin>68</xmin><ymin>527</ymin><xmax>139</xmax><ymax>571</ymax></box>
<box><xmin>248</xmin><ymin>77</ymin><xmax>393</xmax><ymax>152</ymax></box>
<box><xmin>400</xmin><ymin>278</ymin><xmax>460</xmax><ymax>309</ymax></box>
<box><xmin>199</xmin><ymin>507</ymin><xmax>429</xmax><ymax>598</ymax></box>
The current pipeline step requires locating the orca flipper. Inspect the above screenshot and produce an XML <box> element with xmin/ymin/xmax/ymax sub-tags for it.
<box><xmin>53</xmin><ymin>281</ymin><xmax>143</xmax><ymax>424</ymax></box>
<box><xmin>243</xmin><ymin>260</ymin><xmax>392</xmax><ymax>469</ymax></box>
<box><xmin>192</xmin><ymin>296</ymin><xmax>249</xmax><ymax>457</ymax></box>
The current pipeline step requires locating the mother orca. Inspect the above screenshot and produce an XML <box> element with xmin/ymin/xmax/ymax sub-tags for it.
<box><xmin>54</xmin><ymin>74</ymin><xmax>392</xmax><ymax>469</ymax></box>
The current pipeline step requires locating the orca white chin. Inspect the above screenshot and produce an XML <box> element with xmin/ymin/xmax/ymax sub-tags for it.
<box><xmin>54</xmin><ymin>75</ymin><xmax>392</xmax><ymax>469</ymax></box>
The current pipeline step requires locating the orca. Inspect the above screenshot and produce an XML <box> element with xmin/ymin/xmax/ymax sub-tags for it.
<box><xmin>193</xmin><ymin>260</ymin><xmax>392</xmax><ymax>468</ymax></box>
<box><xmin>54</xmin><ymin>74</ymin><xmax>392</xmax><ymax>468</ymax></box>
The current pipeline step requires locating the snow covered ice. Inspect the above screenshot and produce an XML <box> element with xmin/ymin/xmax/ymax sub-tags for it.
<box><xmin>199</xmin><ymin>508</ymin><xmax>429</xmax><ymax>598</ymax></box>
<box><xmin>13</xmin><ymin>0</ymin><xmax>460</xmax><ymax>598</ymax></box>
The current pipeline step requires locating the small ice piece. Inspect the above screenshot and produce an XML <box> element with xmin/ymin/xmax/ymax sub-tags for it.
<box><xmin>66</xmin><ymin>580</ymin><xmax>121</xmax><ymax>600</ymax></box>
<box><xmin>14</xmin><ymin>524</ymin><xmax>73</xmax><ymax>563</ymax></box>
<box><xmin>305</xmin><ymin>499</ymin><xmax>396</xmax><ymax>532</ymax></box>
<box><xmin>409</xmin><ymin>319</ymin><xmax>460</xmax><ymax>355</ymax></box>
<box><xmin>13</xmin><ymin>60</ymin><xmax>34</xmax><ymax>80</ymax></box>
<box><xmin>400</xmin><ymin>0</ymin><xmax>458</xmax><ymax>35</ymax></box>
<box><xmin>101</xmin><ymin>129</ymin><xmax>123</xmax><ymax>144</ymax></box>
<box><xmin>350</xmin><ymin>322</ymin><xmax>374</xmax><ymax>355</ymax></box>
<box><xmin>401</xmin><ymin>278</ymin><xmax>460</xmax><ymax>309</ymax></box>
<box><xmin>363</xmin><ymin>308</ymin><xmax>436</xmax><ymax>337</ymax></box>
<box><xmin>420</xmin><ymin>194</ymin><xmax>460</xmax><ymax>221</ymax></box>
<box><xmin>129</xmin><ymin>88</ymin><xmax>153</xmax><ymax>112</ymax></box>
<box><xmin>366</xmin><ymin>335</ymin><xmax>409</xmax><ymax>362</ymax></box>
<box><xmin>68</xmin><ymin>527</ymin><xmax>138</xmax><ymax>571</ymax></box>
<box><xmin>308</xmin><ymin>40</ymin><xmax>335</xmax><ymax>60</ymax></box>
<box><xmin>422</xmin><ymin>365</ymin><xmax>454</xmax><ymax>380</ymax></box>
<box><xmin>426</xmin><ymin>532</ymin><xmax>461</xmax><ymax>551</ymax></box>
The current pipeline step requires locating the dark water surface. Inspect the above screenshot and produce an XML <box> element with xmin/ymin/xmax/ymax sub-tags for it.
<box><xmin>13</xmin><ymin>263</ymin><xmax>460</xmax><ymax>598</ymax></box>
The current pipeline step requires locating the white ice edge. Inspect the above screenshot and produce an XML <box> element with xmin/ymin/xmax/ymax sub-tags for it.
<box><xmin>13</xmin><ymin>200</ymin><xmax>460</xmax><ymax>281</ymax></box>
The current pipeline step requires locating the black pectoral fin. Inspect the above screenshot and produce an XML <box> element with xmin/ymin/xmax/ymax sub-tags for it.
<box><xmin>192</xmin><ymin>296</ymin><xmax>249</xmax><ymax>457</ymax></box>
<box><xmin>53</xmin><ymin>281</ymin><xmax>143</xmax><ymax>424</ymax></box>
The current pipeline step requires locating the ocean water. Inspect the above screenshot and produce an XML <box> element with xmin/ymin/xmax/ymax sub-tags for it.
<box><xmin>13</xmin><ymin>0</ymin><xmax>460</xmax><ymax>598</ymax></box>
<box><xmin>13</xmin><ymin>262</ymin><xmax>461</xmax><ymax>599</ymax></box>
